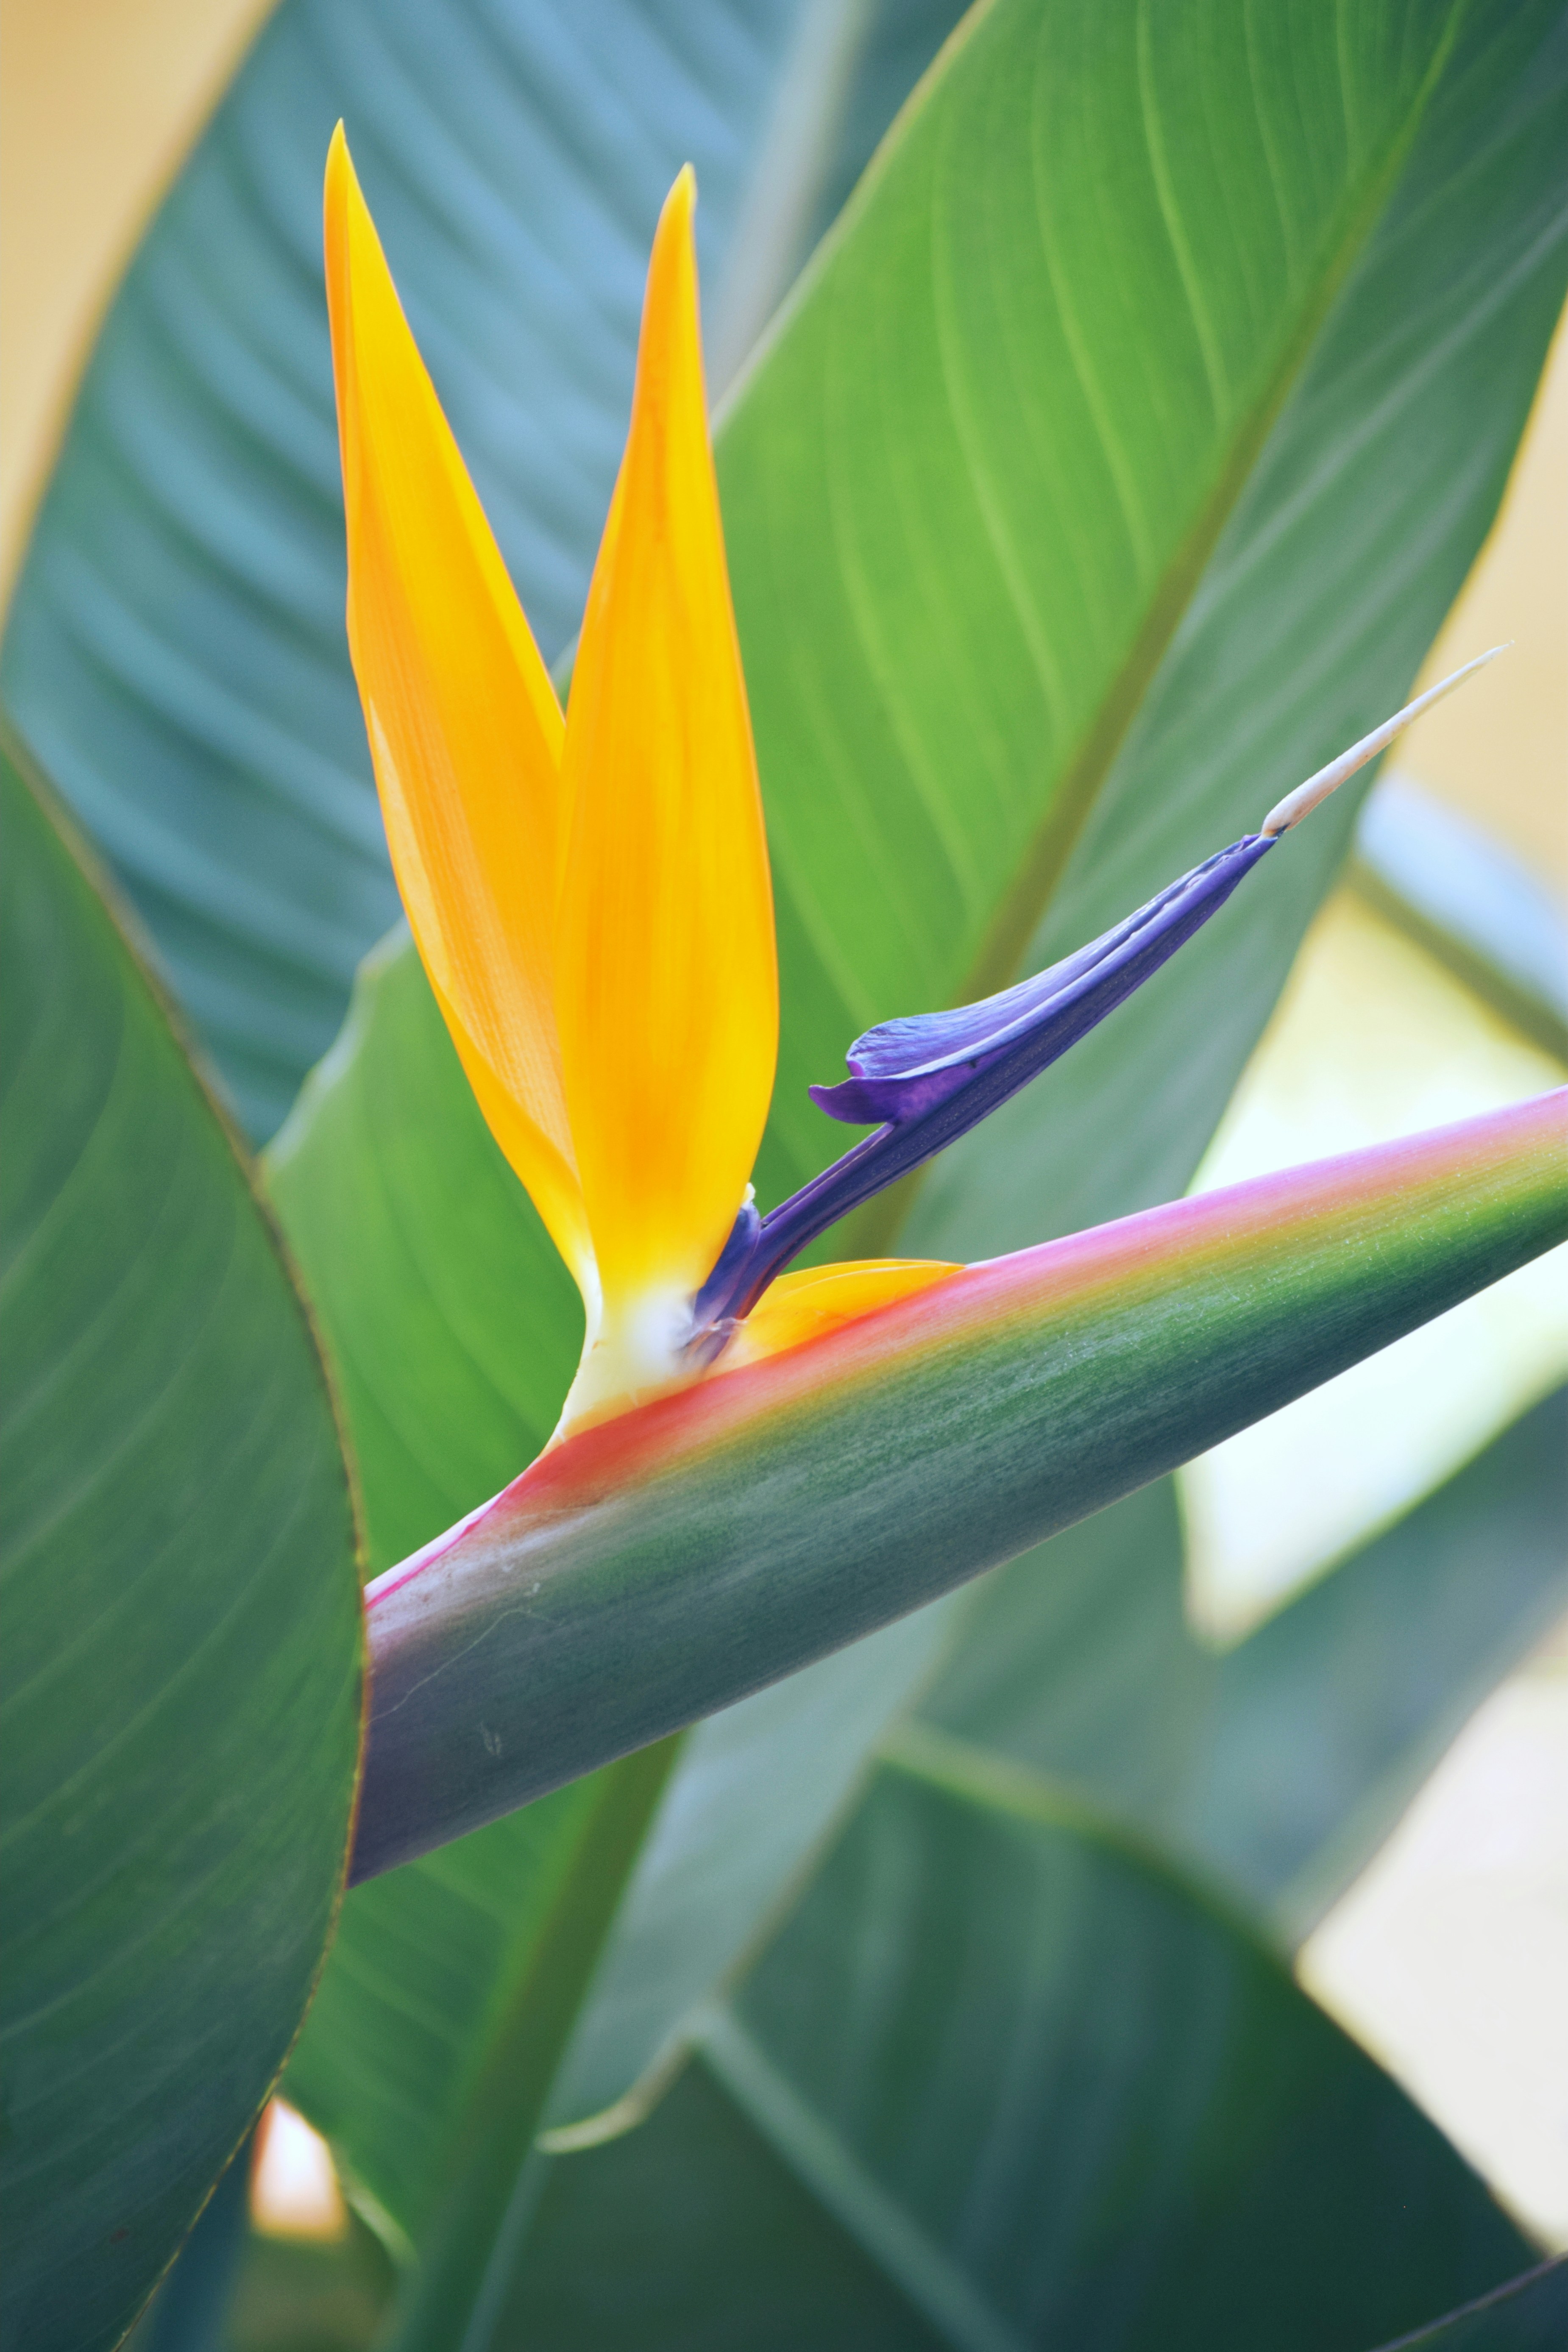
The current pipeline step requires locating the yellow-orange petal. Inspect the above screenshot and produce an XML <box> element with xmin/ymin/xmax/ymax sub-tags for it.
<box><xmin>728</xmin><ymin>1260</ymin><xmax>963</xmax><ymax>1367</ymax></box>
<box><xmin>554</xmin><ymin>167</ymin><xmax>778</xmax><ymax>1309</ymax></box>
<box><xmin>323</xmin><ymin>127</ymin><xmax>591</xmax><ymax>1284</ymax></box>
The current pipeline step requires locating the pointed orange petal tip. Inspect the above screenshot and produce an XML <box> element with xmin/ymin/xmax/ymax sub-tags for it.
<box><xmin>323</xmin><ymin>124</ymin><xmax>362</xmax><ymax>323</ymax></box>
<box><xmin>553</xmin><ymin>151</ymin><xmax>776</xmax><ymax>1318</ymax></box>
<box><xmin>321</xmin><ymin>120</ymin><xmax>591</xmax><ymax>1290</ymax></box>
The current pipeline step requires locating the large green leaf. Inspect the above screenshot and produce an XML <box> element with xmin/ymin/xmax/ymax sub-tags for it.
<box><xmin>0</xmin><ymin>731</ymin><xmax>362</xmax><ymax>2352</ymax></box>
<box><xmin>496</xmin><ymin>1747</ymin><xmax>1532</xmax><ymax>2350</ymax></box>
<box><xmin>733</xmin><ymin>0</ymin><xmax>1568</xmax><ymax>1257</ymax></box>
<box><xmin>922</xmin><ymin>1384</ymin><xmax>1568</xmax><ymax>1937</ymax></box>
<box><xmin>306</xmin><ymin>1625</ymin><xmax>955</xmax><ymax>2341</ymax></box>
<box><xmin>1369</xmin><ymin>2260</ymin><xmax>1568</xmax><ymax>2350</ymax></box>
<box><xmin>0</xmin><ymin>0</ymin><xmax>967</xmax><ymax>1139</ymax></box>
<box><xmin>338</xmin><ymin>1739</ymin><xmax>681</xmax><ymax>2351</ymax></box>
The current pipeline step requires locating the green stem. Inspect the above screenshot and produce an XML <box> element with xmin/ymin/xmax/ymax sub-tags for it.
<box><xmin>379</xmin><ymin>1737</ymin><xmax>682</xmax><ymax>2352</ymax></box>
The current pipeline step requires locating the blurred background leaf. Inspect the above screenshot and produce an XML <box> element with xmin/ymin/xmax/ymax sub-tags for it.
<box><xmin>0</xmin><ymin>732</ymin><xmax>362</xmax><ymax>2352</ymax></box>
<box><xmin>916</xmin><ymin>1389</ymin><xmax>1568</xmax><ymax>1942</ymax></box>
<box><xmin>494</xmin><ymin>1750</ymin><xmax>1531</xmax><ymax>2352</ymax></box>
<box><xmin>1354</xmin><ymin>778</ymin><xmax>1568</xmax><ymax>1062</ymax></box>
<box><xmin>1369</xmin><ymin>2257</ymin><xmax>1568</xmax><ymax>2350</ymax></box>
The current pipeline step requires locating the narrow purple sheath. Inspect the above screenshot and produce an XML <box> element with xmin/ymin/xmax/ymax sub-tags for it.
<box><xmin>691</xmin><ymin>831</ymin><xmax>1276</xmax><ymax>1340</ymax></box>
<box><xmin>814</xmin><ymin>835</ymin><xmax>1277</xmax><ymax>1124</ymax></box>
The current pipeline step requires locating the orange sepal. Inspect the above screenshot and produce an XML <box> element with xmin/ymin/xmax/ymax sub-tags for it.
<box><xmin>730</xmin><ymin>1260</ymin><xmax>964</xmax><ymax>1367</ymax></box>
<box><xmin>324</xmin><ymin>127</ymin><xmax>591</xmax><ymax>1286</ymax></box>
<box><xmin>554</xmin><ymin>168</ymin><xmax>777</xmax><ymax>1310</ymax></box>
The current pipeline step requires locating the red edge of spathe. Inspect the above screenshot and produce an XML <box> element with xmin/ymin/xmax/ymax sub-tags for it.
<box><xmin>365</xmin><ymin>1088</ymin><xmax>1566</xmax><ymax>1612</ymax></box>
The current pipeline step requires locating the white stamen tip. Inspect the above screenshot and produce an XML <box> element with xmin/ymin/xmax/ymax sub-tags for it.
<box><xmin>1259</xmin><ymin>646</ymin><xmax>1508</xmax><ymax>838</ymax></box>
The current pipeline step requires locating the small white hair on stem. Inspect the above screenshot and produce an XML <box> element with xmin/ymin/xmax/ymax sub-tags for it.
<box><xmin>1260</xmin><ymin>645</ymin><xmax>1508</xmax><ymax>838</ymax></box>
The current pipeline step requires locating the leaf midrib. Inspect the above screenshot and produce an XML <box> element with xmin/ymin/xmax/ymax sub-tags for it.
<box><xmin>694</xmin><ymin>1999</ymin><xmax>1032</xmax><ymax>2352</ymax></box>
<box><xmin>682</xmin><ymin>1718</ymin><xmax>1324</xmax><ymax>2349</ymax></box>
<box><xmin>840</xmin><ymin>0</ymin><xmax>1469</xmax><ymax>1256</ymax></box>
<box><xmin>965</xmin><ymin>0</ymin><xmax>1469</xmax><ymax>1007</ymax></box>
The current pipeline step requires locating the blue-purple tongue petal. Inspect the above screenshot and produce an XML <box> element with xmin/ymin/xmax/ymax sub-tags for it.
<box><xmin>809</xmin><ymin>834</ymin><xmax>1276</xmax><ymax>1127</ymax></box>
<box><xmin>688</xmin><ymin>829</ymin><xmax>1281</xmax><ymax>1340</ymax></box>
<box><xmin>801</xmin><ymin>648</ymin><xmax>1507</xmax><ymax>1140</ymax></box>
<box><xmin>683</xmin><ymin>653</ymin><xmax>1508</xmax><ymax>1342</ymax></box>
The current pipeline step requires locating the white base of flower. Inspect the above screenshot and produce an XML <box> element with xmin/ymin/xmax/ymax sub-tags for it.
<box><xmin>549</xmin><ymin>1282</ymin><xmax>709</xmax><ymax>1444</ymax></box>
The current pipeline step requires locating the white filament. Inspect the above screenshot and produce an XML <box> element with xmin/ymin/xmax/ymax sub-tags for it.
<box><xmin>1260</xmin><ymin>646</ymin><xmax>1507</xmax><ymax>838</ymax></box>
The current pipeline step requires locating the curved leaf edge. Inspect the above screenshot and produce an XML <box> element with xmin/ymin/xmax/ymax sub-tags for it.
<box><xmin>1</xmin><ymin>715</ymin><xmax>370</xmax><ymax>2332</ymax></box>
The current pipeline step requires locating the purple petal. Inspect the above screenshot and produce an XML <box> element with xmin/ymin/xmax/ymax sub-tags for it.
<box><xmin>686</xmin><ymin>657</ymin><xmax>1507</xmax><ymax>1343</ymax></box>
<box><xmin>689</xmin><ymin>830</ymin><xmax>1277</xmax><ymax>1340</ymax></box>
<box><xmin>810</xmin><ymin>835</ymin><xmax>1273</xmax><ymax>1125</ymax></box>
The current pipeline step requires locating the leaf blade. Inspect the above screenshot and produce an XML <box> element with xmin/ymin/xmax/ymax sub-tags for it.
<box><xmin>0</xmin><ymin>730</ymin><xmax>362</xmax><ymax>2352</ymax></box>
<box><xmin>500</xmin><ymin>1757</ymin><xmax>1532</xmax><ymax>2349</ymax></box>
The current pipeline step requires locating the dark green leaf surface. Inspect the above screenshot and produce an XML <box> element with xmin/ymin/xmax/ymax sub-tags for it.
<box><xmin>122</xmin><ymin>2140</ymin><xmax>251</xmax><ymax>2352</ymax></box>
<box><xmin>502</xmin><ymin>1753</ymin><xmax>1530</xmax><ymax>2350</ymax></box>
<box><xmin>883</xmin><ymin>0</ymin><xmax>1568</xmax><ymax>1261</ymax></box>
<box><xmin>1368</xmin><ymin>2259</ymin><xmax>1568</xmax><ymax>2351</ymax></box>
<box><xmin>490</xmin><ymin>2060</ymin><xmax>954</xmax><ymax>2352</ymax></box>
<box><xmin>284</xmin><ymin>1773</ymin><xmax>605</xmax><ymax>2245</ymax></box>
<box><xmin>0</xmin><ymin>734</ymin><xmax>362</xmax><ymax>2352</ymax></box>
<box><xmin>367</xmin><ymin>1739</ymin><xmax>679</xmax><ymax>2352</ymax></box>
<box><xmin>0</xmin><ymin>0</ymin><xmax>966</xmax><ymax>1138</ymax></box>
<box><xmin>540</xmin><ymin>1605</ymin><xmax>958</xmax><ymax>2135</ymax></box>
<box><xmin>922</xmin><ymin>1385</ymin><xmax>1568</xmax><ymax>1936</ymax></box>
<box><xmin>285</xmin><ymin>1602</ymin><xmax>955</xmax><ymax>2250</ymax></box>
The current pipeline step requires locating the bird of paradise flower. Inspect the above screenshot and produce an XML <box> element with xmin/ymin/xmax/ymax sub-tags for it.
<box><xmin>324</xmin><ymin>131</ymin><xmax>1494</xmax><ymax>1446</ymax></box>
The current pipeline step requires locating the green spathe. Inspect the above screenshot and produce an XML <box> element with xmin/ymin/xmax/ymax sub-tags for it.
<box><xmin>351</xmin><ymin>1089</ymin><xmax>1567</xmax><ymax>1880</ymax></box>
